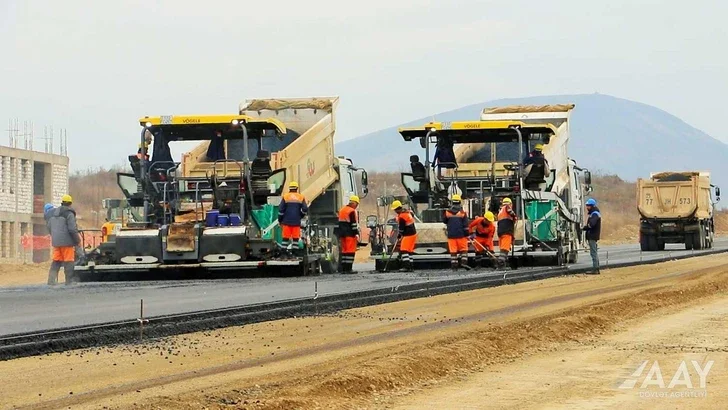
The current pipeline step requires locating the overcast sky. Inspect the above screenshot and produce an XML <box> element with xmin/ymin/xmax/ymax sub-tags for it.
<box><xmin>2</xmin><ymin>0</ymin><xmax>726</xmax><ymax>170</ymax></box>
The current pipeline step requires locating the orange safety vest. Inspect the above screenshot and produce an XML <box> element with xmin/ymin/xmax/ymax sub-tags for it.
<box><xmin>497</xmin><ymin>205</ymin><xmax>516</xmax><ymax>236</ymax></box>
<box><xmin>396</xmin><ymin>211</ymin><xmax>417</xmax><ymax>236</ymax></box>
<box><xmin>470</xmin><ymin>217</ymin><xmax>495</xmax><ymax>238</ymax></box>
<box><xmin>337</xmin><ymin>205</ymin><xmax>359</xmax><ymax>237</ymax></box>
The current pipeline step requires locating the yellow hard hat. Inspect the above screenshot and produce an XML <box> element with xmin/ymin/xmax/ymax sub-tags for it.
<box><xmin>484</xmin><ymin>211</ymin><xmax>495</xmax><ymax>222</ymax></box>
<box><xmin>502</xmin><ymin>197</ymin><xmax>512</xmax><ymax>205</ymax></box>
<box><xmin>289</xmin><ymin>181</ymin><xmax>299</xmax><ymax>189</ymax></box>
<box><xmin>451</xmin><ymin>194</ymin><xmax>462</xmax><ymax>202</ymax></box>
<box><xmin>535</xmin><ymin>144</ymin><xmax>544</xmax><ymax>151</ymax></box>
<box><xmin>61</xmin><ymin>194</ymin><xmax>73</xmax><ymax>203</ymax></box>
<box><xmin>349</xmin><ymin>195</ymin><xmax>360</xmax><ymax>204</ymax></box>
<box><xmin>390</xmin><ymin>200</ymin><xmax>403</xmax><ymax>210</ymax></box>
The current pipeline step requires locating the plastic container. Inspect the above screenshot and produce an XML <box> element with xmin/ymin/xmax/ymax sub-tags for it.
<box><xmin>229</xmin><ymin>214</ymin><xmax>241</xmax><ymax>226</ymax></box>
<box><xmin>217</xmin><ymin>214</ymin><xmax>230</xmax><ymax>226</ymax></box>
<box><xmin>205</xmin><ymin>210</ymin><xmax>220</xmax><ymax>227</ymax></box>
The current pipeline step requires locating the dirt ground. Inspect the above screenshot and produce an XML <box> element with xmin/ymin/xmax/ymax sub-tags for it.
<box><xmin>2</xmin><ymin>254</ymin><xmax>728</xmax><ymax>409</ymax></box>
<box><xmin>0</xmin><ymin>262</ymin><xmax>49</xmax><ymax>286</ymax></box>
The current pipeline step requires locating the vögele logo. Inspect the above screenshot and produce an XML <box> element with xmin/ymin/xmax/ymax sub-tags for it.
<box><xmin>617</xmin><ymin>360</ymin><xmax>714</xmax><ymax>399</ymax></box>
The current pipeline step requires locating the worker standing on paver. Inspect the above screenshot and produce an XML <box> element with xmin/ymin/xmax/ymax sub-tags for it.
<box><xmin>278</xmin><ymin>181</ymin><xmax>308</xmax><ymax>254</ymax></box>
<box><xmin>101</xmin><ymin>217</ymin><xmax>117</xmax><ymax>243</ymax></box>
<box><xmin>583</xmin><ymin>198</ymin><xmax>602</xmax><ymax>274</ymax></box>
<box><xmin>443</xmin><ymin>194</ymin><xmax>471</xmax><ymax>270</ymax></box>
<box><xmin>337</xmin><ymin>195</ymin><xmax>360</xmax><ymax>274</ymax></box>
<box><xmin>469</xmin><ymin>210</ymin><xmax>496</xmax><ymax>267</ymax></box>
<box><xmin>46</xmin><ymin>195</ymin><xmax>81</xmax><ymax>285</ymax></box>
<box><xmin>391</xmin><ymin>200</ymin><xmax>417</xmax><ymax>272</ymax></box>
<box><xmin>497</xmin><ymin>197</ymin><xmax>517</xmax><ymax>263</ymax></box>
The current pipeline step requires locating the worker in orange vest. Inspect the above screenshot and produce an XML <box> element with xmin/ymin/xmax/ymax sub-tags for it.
<box><xmin>391</xmin><ymin>200</ymin><xmax>417</xmax><ymax>271</ymax></box>
<box><xmin>443</xmin><ymin>194</ymin><xmax>471</xmax><ymax>270</ymax></box>
<box><xmin>337</xmin><ymin>195</ymin><xmax>360</xmax><ymax>273</ymax></box>
<box><xmin>469</xmin><ymin>210</ymin><xmax>496</xmax><ymax>266</ymax></box>
<box><xmin>497</xmin><ymin>197</ymin><xmax>518</xmax><ymax>263</ymax></box>
<box><xmin>278</xmin><ymin>181</ymin><xmax>308</xmax><ymax>254</ymax></box>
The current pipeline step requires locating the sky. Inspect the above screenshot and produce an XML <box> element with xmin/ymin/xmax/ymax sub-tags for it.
<box><xmin>1</xmin><ymin>0</ymin><xmax>726</xmax><ymax>170</ymax></box>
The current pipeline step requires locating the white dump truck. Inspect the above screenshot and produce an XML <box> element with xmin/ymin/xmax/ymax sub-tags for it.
<box><xmin>180</xmin><ymin>97</ymin><xmax>369</xmax><ymax>272</ymax></box>
<box><xmin>369</xmin><ymin>104</ymin><xmax>592</xmax><ymax>270</ymax></box>
<box><xmin>638</xmin><ymin>171</ymin><xmax>720</xmax><ymax>251</ymax></box>
<box><xmin>78</xmin><ymin>97</ymin><xmax>368</xmax><ymax>278</ymax></box>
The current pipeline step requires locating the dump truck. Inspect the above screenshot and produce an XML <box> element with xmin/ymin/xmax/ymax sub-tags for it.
<box><xmin>181</xmin><ymin>97</ymin><xmax>368</xmax><ymax>272</ymax></box>
<box><xmin>77</xmin><ymin>98</ymin><xmax>368</xmax><ymax>278</ymax></box>
<box><xmin>638</xmin><ymin>171</ymin><xmax>720</xmax><ymax>251</ymax></box>
<box><xmin>369</xmin><ymin>104</ymin><xmax>592</xmax><ymax>270</ymax></box>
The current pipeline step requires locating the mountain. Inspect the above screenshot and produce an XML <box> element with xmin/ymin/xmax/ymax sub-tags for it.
<box><xmin>337</xmin><ymin>93</ymin><xmax>728</xmax><ymax>191</ymax></box>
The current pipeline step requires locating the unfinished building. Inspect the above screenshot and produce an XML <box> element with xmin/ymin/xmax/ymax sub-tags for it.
<box><xmin>0</xmin><ymin>146</ymin><xmax>69</xmax><ymax>263</ymax></box>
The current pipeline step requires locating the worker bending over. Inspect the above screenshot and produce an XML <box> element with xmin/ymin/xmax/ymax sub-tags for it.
<box><xmin>497</xmin><ymin>197</ymin><xmax>517</xmax><ymax>263</ymax></box>
<box><xmin>443</xmin><ymin>194</ymin><xmax>471</xmax><ymax>270</ymax></box>
<box><xmin>469</xmin><ymin>210</ymin><xmax>496</xmax><ymax>267</ymax></box>
<box><xmin>337</xmin><ymin>195</ymin><xmax>360</xmax><ymax>273</ymax></box>
<box><xmin>278</xmin><ymin>181</ymin><xmax>308</xmax><ymax>253</ymax></box>
<box><xmin>391</xmin><ymin>200</ymin><xmax>417</xmax><ymax>272</ymax></box>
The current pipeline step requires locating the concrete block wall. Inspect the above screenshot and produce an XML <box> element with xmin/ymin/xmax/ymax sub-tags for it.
<box><xmin>0</xmin><ymin>156</ymin><xmax>33</xmax><ymax>214</ymax></box>
<box><xmin>51</xmin><ymin>164</ymin><xmax>69</xmax><ymax>205</ymax></box>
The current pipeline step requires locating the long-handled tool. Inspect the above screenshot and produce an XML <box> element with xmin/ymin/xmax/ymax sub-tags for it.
<box><xmin>469</xmin><ymin>237</ymin><xmax>501</xmax><ymax>269</ymax></box>
<box><xmin>382</xmin><ymin>235</ymin><xmax>402</xmax><ymax>272</ymax></box>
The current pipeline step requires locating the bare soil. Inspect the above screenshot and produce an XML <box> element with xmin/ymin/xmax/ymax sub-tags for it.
<box><xmin>2</xmin><ymin>255</ymin><xmax>728</xmax><ymax>409</ymax></box>
<box><xmin>0</xmin><ymin>262</ymin><xmax>49</xmax><ymax>286</ymax></box>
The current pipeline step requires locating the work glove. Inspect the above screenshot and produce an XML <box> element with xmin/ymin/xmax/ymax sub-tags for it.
<box><xmin>469</xmin><ymin>234</ymin><xmax>476</xmax><ymax>240</ymax></box>
<box><xmin>397</xmin><ymin>234</ymin><xmax>403</xmax><ymax>240</ymax></box>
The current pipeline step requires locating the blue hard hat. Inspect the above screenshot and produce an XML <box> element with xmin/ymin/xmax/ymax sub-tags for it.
<box><xmin>44</xmin><ymin>203</ymin><xmax>54</xmax><ymax>213</ymax></box>
<box><xmin>585</xmin><ymin>198</ymin><xmax>597</xmax><ymax>206</ymax></box>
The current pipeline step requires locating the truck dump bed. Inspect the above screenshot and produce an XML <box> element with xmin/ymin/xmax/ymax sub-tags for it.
<box><xmin>637</xmin><ymin>172</ymin><xmax>713</xmax><ymax>220</ymax></box>
<box><xmin>181</xmin><ymin>97</ymin><xmax>339</xmax><ymax>207</ymax></box>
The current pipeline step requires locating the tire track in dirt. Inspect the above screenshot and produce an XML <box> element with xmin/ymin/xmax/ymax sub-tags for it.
<box><xmin>12</xmin><ymin>264</ymin><xmax>728</xmax><ymax>409</ymax></box>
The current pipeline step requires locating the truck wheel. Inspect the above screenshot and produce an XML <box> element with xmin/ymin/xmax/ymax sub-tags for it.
<box><xmin>695</xmin><ymin>226</ymin><xmax>705</xmax><ymax>250</ymax></box>
<box><xmin>685</xmin><ymin>234</ymin><xmax>694</xmax><ymax>250</ymax></box>
<box><xmin>640</xmin><ymin>235</ymin><xmax>650</xmax><ymax>251</ymax></box>
<box><xmin>567</xmin><ymin>250</ymin><xmax>578</xmax><ymax>264</ymax></box>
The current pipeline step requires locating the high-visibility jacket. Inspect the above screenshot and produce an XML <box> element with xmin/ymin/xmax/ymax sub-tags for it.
<box><xmin>101</xmin><ymin>222</ymin><xmax>117</xmax><ymax>243</ymax></box>
<box><xmin>443</xmin><ymin>207</ymin><xmax>469</xmax><ymax>238</ymax></box>
<box><xmin>396</xmin><ymin>211</ymin><xmax>417</xmax><ymax>236</ymax></box>
<box><xmin>337</xmin><ymin>205</ymin><xmax>359</xmax><ymax>238</ymax></box>
<box><xmin>497</xmin><ymin>205</ymin><xmax>517</xmax><ymax>236</ymax></box>
<box><xmin>469</xmin><ymin>217</ymin><xmax>495</xmax><ymax>239</ymax></box>
<box><xmin>278</xmin><ymin>191</ymin><xmax>308</xmax><ymax>226</ymax></box>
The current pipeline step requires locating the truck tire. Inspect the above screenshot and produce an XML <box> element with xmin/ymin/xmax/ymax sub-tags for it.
<box><xmin>641</xmin><ymin>235</ymin><xmax>658</xmax><ymax>252</ymax></box>
<box><xmin>695</xmin><ymin>226</ymin><xmax>705</xmax><ymax>250</ymax></box>
<box><xmin>640</xmin><ymin>235</ymin><xmax>650</xmax><ymax>251</ymax></box>
<box><xmin>685</xmin><ymin>234</ymin><xmax>694</xmax><ymax>250</ymax></box>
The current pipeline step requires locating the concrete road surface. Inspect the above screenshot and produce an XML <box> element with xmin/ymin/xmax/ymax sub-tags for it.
<box><xmin>1</xmin><ymin>241</ymin><xmax>726</xmax><ymax>336</ymax></box>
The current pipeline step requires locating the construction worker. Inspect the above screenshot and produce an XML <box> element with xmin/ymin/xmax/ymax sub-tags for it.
<box><xmin>136</xmin><ymin>142</ymin><xmax>150</xmax><ymax>160</ymax></box>
<box><xmin>46</xmin><ymin>194</ymin><xmax>81</xmax><ymax>285</ymax></box>
<box><xmin>337</xmin><ymin>195</ymin><xmax>360</xmax><ymax>273</ymax></box>
<box><xmin>583</xmin><ymin>198</ymin><xmax>602</xmax><ymax>274</ymax></box>
<box><xmin>497</xmin><ymin>197</ymin><xmax>517</xmax><ymax>263</ymax></box>
<box><xmin>469</xmin><ymin>210</ymin><xmax>496</xmax><ymax>267</ymax></box>
<box><xmin>523</xmin><ymin>143</ymin><xmax>550</xmax><ymax>190</ymax></box>
<box><xmin>443</xmin><ymin>194</ymin><xmax>470</xmax><ymax>270</ymax></box>
<box><xmin>101</xmin><ymin>217</ymin><xmax>117</xmax><ymax>243</ymax></box>
<box><xmin>391</xmin><ymin>200</ymin><xmax>417</xmax><ymax>272</ymax></box>
<box><xmin>278</xmin><ymin>181</ymin><xmax>308</xmax><ymax>253</ymax></box>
